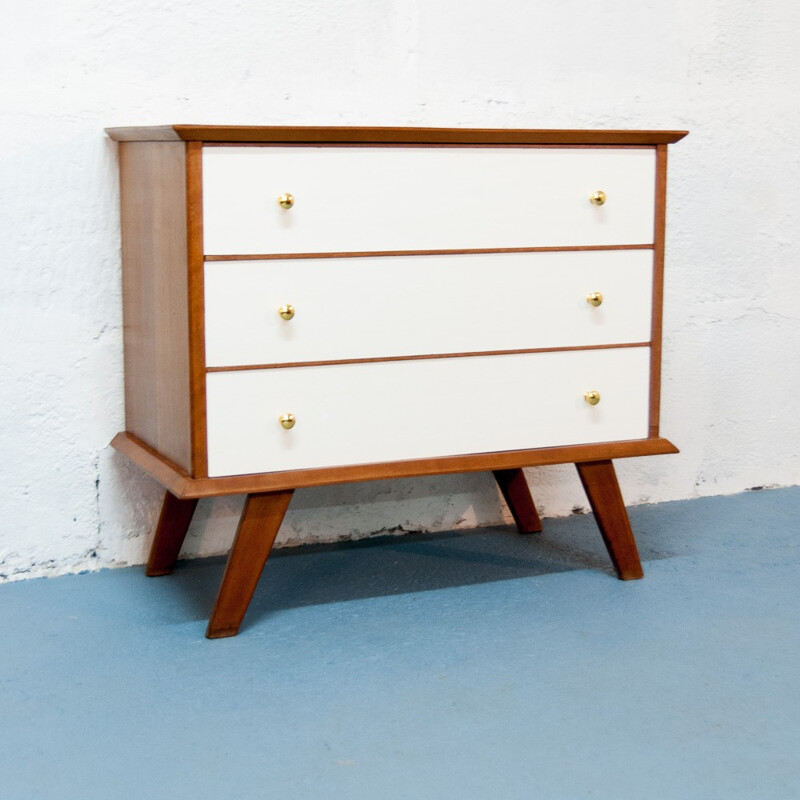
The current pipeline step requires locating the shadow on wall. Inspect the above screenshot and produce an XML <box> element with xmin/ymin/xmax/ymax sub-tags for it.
<box><xmin>181</xmin><ymin>470</ymin><xmax>519</xmax><ymax>554</ymax></box>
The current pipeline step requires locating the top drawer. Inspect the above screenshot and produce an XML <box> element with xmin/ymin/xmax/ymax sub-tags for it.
<box><xmin>202</xmin><ymin>146</ymin><xmax>656</xmax><ymax>255</ymax></box>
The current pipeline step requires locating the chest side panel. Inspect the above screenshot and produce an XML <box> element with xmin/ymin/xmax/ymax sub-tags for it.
<box><xmin>118</xmin><ymin>141</ymin><xmax>192</xmax><ymax>471</ymax></box>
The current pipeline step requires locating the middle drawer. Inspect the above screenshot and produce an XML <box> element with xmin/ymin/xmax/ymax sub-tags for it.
<box><xmin>204</xmin><ymin>249</ymin><xmax>653</xmax><ymax>367</ymax></box>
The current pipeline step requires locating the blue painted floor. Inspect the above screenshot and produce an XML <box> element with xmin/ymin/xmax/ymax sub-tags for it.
<box><xmin>2</xmin><ymin>487</ymin><xmax>799</xmax><ymax>799</ymax></box>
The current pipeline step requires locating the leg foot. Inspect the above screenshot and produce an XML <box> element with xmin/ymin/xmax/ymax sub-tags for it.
<box><xmin>493</xmin><ymin>469</ymin><xmax>543</xmax><ymax>533</ymax></box>
<box><xmin>575</xmin><ymin>460</ymin><xmax>643</xmax><ymax>580</ymax></box>
<box><xmin>146</xmin><ymin>491</ymin><xmax>198</xmax><ymax>577</ymax></box>
<box><xmin>206</xmin><ymin>490</ymin><xmax>294</xmax><ymax>639</ymax></box>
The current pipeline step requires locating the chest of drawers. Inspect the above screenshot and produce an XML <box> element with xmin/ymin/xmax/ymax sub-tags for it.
<box><xmin>107</xmin><ymin>125</ymin><xmax>686</xmax><ymax>638</ymax></box>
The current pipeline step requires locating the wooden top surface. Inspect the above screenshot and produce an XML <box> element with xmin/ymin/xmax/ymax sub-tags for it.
<box><xmin>105</xmin><ymin>125</ymin><xmax>688</xmax><ymax>145</ymax></box>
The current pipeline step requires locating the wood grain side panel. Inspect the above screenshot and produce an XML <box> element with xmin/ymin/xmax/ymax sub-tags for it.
<box><xmin>118</xmin><ymin>142</ymin><xmax>192</xmax><ymax>471</ymax></box>
<box><xmin>649</xmin><ymin>145</ymin><xmax>668</xmax><ymax>437</ymax></box>
<box><xmin>119</xmin><ymin>144</ymin><xmax>156</xmax><ymax>453</ymax></box>
<box><xmin>106</xmin><ymin>126</ymin><xmax>689</xmax><ymax>146</ymax></box>
<box><xmin>186</xmin><ymin>142</ymin><xmax>208</xmax><ymax>477</ymax></box>
<box><xmin>112</xmin><ymin>431</ymin><xmax>679</xmax><ymax>499</ymax></box>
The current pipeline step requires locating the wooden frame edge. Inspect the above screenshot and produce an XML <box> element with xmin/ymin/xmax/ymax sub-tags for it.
<box><xmin>105</xmin><ymin>126</ymin><xmax>689</xmax><ymax>146</ymax></box>
<box><xmin>112</xmin><ymin>432</ymin><xmax>192</xmax><ymax>497</ymax></box>
<box><xmin>186</xmin><ymin>142</ymin><xmax>209</xmax><ymax>477</ymax></box>
<box><xmin>205</xmin><ymin>342</ymin><xmax>653</xmax><ymax>373</ymax></box>
<box><xmin>649</xmin><ymin>144</ymin><xmax>668</xmax><ymax>437</ymax></box>
<box><xmin>112</xmin><ymin>431</ymin><xmax>679</xmax><ymax>500</ymax></box>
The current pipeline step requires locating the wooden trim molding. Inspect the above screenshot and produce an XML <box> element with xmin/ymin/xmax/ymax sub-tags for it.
<box><xmin>205</xmin><ymin>342</ymin><xmax>653</xmax><ymax>373</ymax></box>
<box><xmin>204</xmin><ymin>243</ymin><xmax>655</xmax><ymax>262</ymax></box>
<box><xmin>105</xmin><ymin>125</ymin><xmax>689</xmax><ymax>146</ymax></box>
<box><xmin>112</xmin><ymin>431</ymin><xmax>679</xmax><ymax>500</ymax></box>
<box><xmin>649</xmin><ymin>144</ymin><xmax>669</xmax><ymax>437</ymax></box>
<box><xmin>185</xmin><ymin>142</ymin><xmax>209</xmax><ymax>477</ymax></box>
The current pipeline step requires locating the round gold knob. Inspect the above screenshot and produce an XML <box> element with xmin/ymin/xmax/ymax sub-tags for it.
<box><xmin>586</xmin><ymin>292</ymin><xmax>603</xmax><ymax>307</ymax></box>
<box><xmin>584</xmin><ymin>391</ymin><xmax>601</xmax><ymax>406</ymax></box>
<box><xmin>589</xmin><ymin>190</ymin><xmax>606</xmax><ymax>206</ymax></box>
<box><xmin>277</xmin><ymin>193</ymin><xmax>294</xmax><ymax>209</ymax></box>
<box><xmin>278</xmin><ymin>304</ymin><xmax>295</xmax><ymax>321</ymax></box>
<box><xmin>279</xmin><ymin>413</ymin><xmax>296</xmax><ymax>430</ymax></box>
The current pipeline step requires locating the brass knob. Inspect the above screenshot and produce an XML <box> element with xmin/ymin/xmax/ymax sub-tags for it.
<box><xmin>589</xmin><ymin>190</ymin><xmax>606</xmax><ymax>206</ymax></box>
<box><xmin>279</xmin><ymin>413</ymin><xmax>296</xmax><ymax>430</ymax></box>
<box><xmin>584</xmin><ymin>391</ymin><xmax>601</xmax><ymax>406</ymax></box>
<box><xmin>278</xmin><ymin>304</ymin><xmax>295</xmax><ymax>321</ymax></box>
<box><xmin>277</xmin><ymin>193</ymin><xmax>294</xmax><ymax>209</ymax></box>
<box><xmin>586</xmin><ymin>292</ymin><xmax>603</xmax><ymax>307</ymax></box>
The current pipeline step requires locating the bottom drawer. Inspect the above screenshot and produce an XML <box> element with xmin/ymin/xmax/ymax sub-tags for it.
<box><xmin>205</xmin><ymin>347</ymin><xmax>651</xmax><ymax>477</ymax></box>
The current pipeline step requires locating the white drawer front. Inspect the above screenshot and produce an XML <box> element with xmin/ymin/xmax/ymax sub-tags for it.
<box><xmin>205</xmin><ymin>347</ymin><xmax>650</xmax><ymax>477</ymax></box>
<box><xmin>202</xmin><ymin>147</ymin><xmax>656</xmax><ymax>255</ymax></box>
<box><xmin>204</xmin><ymin>250</ymin><xmax>652</xmax><ymax>367</ymax></box>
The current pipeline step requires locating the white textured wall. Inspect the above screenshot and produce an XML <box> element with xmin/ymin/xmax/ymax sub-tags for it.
<box><xmin>1</xmin><ymin>0</ymin><xmax>798</xmax><ymax>580</ymax></box>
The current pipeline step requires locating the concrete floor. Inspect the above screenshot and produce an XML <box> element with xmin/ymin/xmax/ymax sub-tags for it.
<box><xmin>1</xmin><ymin>487</ymin><xmax>798</xmax><ymax>799</ymax></box>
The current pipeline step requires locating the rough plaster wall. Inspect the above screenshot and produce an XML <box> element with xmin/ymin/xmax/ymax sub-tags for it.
<box><xmin>1</xmin><ymin>0</ymin><xmax>798</xmax><ymax>580</ymax></box>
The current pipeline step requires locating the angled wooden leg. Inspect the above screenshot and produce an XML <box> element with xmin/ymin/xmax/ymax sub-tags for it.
<box><xmin>575</xmin><ymin>460</ymin><xmax>643</xmax><ymax>580</ymax></box>
<box><xmin>206</xmin><ymin>490</ymin><xmax>294</xmax><ymax>639</ymax></box>
<box><xmin>146</xmin><ymin>491</ymin><xmax>199</xmax><ymax>577</ymax></box>
<box><xmin>493</xmin><ymin>468</ymin><xmax>543</xmax><ymax>533</ymax></box>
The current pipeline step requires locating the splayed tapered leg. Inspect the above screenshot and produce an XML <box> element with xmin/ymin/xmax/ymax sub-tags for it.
<box><xmin>146</xmin><ymin>491</ymin><xmax>199</xmax><ymax>577</ymax></box>
<box><xmin>206</xmin><ymin>490</ymin><xmax>294</xmax><ymax>639</ymax></box>
<box><xmin>575</xmin><ymin>460</ymin><xmax>643</xmax><ymax>580</ymax></box>
<box><xmin>493</xmin><ymin>468</ymin><xmax>543</xmax><ymax>533</ymax></box>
